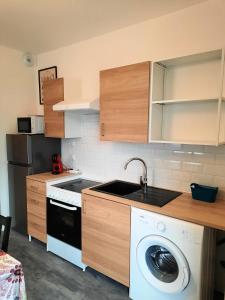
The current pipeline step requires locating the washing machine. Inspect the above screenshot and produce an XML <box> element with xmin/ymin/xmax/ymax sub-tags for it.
<box><xmin>130</xmin><ymin>207</ymin><xmax>215</xmax><ymax>300</ymax></box>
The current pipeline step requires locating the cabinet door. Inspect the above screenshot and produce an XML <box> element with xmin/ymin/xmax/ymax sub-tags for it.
<box><xmin>44</xmin><ymin>104</ymin><xmax>65</xmax><ymax>138</ymax></box>
<box><xmin>27</xmin><ymin>178</ymin><xmax>46</xmax><ymax>195</ymax></box>
<box><xmin>100</xmin><ymin>61</ymin><xmax>150</xmax><ymax>143</ymax></box>
<box><xmin>27</xmin><ymin>191</ymin><xmax>46</xmax><ymax>243</ymax></box>
<box><xmin>27</xmin><ymin>212</ymin><xmax>46</xmax><ymax>243</ymax></box>
<box><xmin>43</xmin><ymin>78</ymin><xmax>65</xmax><ymax>138</ymax></box>
<box><xmin>82</xmin><ymin>194</ymin><xmax>130</xmax><ymax>286</ymax></box>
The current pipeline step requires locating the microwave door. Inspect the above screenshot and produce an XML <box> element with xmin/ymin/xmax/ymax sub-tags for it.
<box><xmin>6</xmin><ymin>134</ymin><xmax>32</xmax><ymax>165</ymax></box>
<box><xmin>17</xmin><ymin>117</ymin><xmax>31</xmax><ymax>133</ymax></box>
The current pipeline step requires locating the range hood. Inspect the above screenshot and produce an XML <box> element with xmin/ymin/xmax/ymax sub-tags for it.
<box><xmin>53</xmin><ymin>99</ymin><xmax>99</xmax><ymax>113</ymax></box>
<box><xmin>52</xmin><ymin>78</ymin><xmax>99</xmax><ymax>113</ymax></box>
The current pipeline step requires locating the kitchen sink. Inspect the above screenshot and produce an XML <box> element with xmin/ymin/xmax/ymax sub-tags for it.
<box><xmin>91</xmin><ymin>180</ymin><xmax>182</xmax><ymax>207</ymax></box>
<box><xmin>91</xmin><ymin>180</ymin><xmax>141</xmax><ymax>196</ymax></box>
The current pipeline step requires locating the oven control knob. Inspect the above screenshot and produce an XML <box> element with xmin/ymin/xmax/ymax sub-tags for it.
<box><xmin>157</xmin><ymin>221</ymin><xmax>166</xmax><ymax>233</ymax></box>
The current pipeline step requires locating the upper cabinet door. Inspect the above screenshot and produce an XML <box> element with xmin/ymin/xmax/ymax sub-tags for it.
<box><xmin>43</xmin><ymin>78</ymin><xmax>81</xmax><ymax>139</ymax></box>
<box><xmin>43</xmin><ymin>78</ymin><xmax>64</xmax><ymax>105</ymax></box>
<box><xmin>44</xmin><ymin>104</ymin><xmax>65</xmax><ymax>138</ymax></box>
<box><xmin>43</xmin><ymin>78</ymin><xmax>65</xmax><ymax>138</ymax></box>
<box><xmin>100</xmin><ymin>62</ymin><xmax>150</xmax><ymax>143</ymax></box>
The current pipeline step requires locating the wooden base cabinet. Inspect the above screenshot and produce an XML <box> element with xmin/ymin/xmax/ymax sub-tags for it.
<box><xmin>26</xmin><ymin>178</ymin><xmax>46</xmax><ymax>243</ymax></box>
<box><xmin>82</xmin><ymin>194</ymin><xmax>130</xmax><ymax>286</ymax></box>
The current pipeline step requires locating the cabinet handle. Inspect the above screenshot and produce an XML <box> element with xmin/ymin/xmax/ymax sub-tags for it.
<box><xmin>30</xmin><ymin>185</ymin><xmax>38</xmax><ymax>191</ymax></box>
<box><xmin>29</xmin><ymin>198</ymin><xmax>39</xmax><ymax>205</ymax></box>
<box><xmin>82</xmin><ymin>200</ymin><xmax>86</xmax><ymax>215</ymax></box>
<box><xmin>101</xmin><ymin>123</ymin><xmax>105</xmax><ymax>136</ymax></box>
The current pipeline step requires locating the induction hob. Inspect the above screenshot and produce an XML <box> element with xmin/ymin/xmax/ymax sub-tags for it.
<box><xmin>53</xmin><ymin>179</ymin><xmax>100</xmax><ymax>193</ymax></box>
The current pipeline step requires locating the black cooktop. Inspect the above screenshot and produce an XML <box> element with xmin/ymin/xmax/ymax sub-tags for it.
<box><xmin>54</xmin><ymin>179</ymin><xmax>100</xmax><ymax>193</ymax></box>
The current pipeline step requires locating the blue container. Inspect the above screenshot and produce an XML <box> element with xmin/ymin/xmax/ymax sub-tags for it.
<box><xmin>190</xmin><ymin>183</ymin><xmax>218</xmax><ymax>203</ymax></box>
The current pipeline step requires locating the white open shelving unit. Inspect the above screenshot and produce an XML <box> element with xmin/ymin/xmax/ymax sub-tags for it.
<box><xmin>149</xmin><ymin>49</ymin><xmax>225</xmax><ymax>146</ymax></box>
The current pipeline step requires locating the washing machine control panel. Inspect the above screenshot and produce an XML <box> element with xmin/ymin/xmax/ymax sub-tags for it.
<box><xmin>133</xmin><ymin>207</ymin><xmax>204</xmax><ymax>244</ymax></box>
<box><xmin>156</xmin><ymin>221</ymin><xmax>166</xmax><ymax>233</ymax></box>
<box><xmin>138</xmin><ymin>215</ymin><xmax>167</xmax><ymax>233</ymax></box>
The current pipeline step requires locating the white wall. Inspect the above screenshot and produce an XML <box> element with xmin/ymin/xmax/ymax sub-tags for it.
<box><xmin>0</xmin><ymin>46</ymin><xmax>36</xmax><ymax>215</ymax></box>
<box><xmin>36</xmin><ymin>0</ymin><xmax>225</xmax><ymax>292</ymax></box>
<box><xmin>36</xmin><ymin>0</ymin><xmax>225</xmax><ymax>113</ymax></box>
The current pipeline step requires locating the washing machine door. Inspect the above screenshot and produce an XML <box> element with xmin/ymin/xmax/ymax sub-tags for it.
<box><xmin>137</xmin><ymin>235</ymin><xmax>190</xmax><ymax>294</ymax></box>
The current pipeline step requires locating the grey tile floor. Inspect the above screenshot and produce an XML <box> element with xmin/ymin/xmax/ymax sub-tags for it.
<box><xmin>8</xmin><ymin>230</ymin><xmax>224</xmax><ymax>300</ymax></box>
<box><xmin>8</xmin><ymin>231</ymin><xmax>129</xmax><ymax>300</ymax></box>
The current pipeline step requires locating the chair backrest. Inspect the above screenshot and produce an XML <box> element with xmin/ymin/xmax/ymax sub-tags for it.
<box><xmin>0</xmin><ymin>215</ymin><xmax>11</xmax><ymax>252</ymax></box>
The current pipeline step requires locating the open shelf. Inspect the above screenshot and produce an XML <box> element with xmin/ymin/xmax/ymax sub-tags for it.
<box><xmin>149</xmin><ymin>49</ymin><xmax>225</xmax><ymax>146</ymax></box>
<box><xmin>152</xmin><ymin>97</ymin><xmax>225</xmax><ymax>105</ymax></box>
<box><xmin>150</xmin><ymin>101</ymin><xmax>220</xmax><ymax>145</ymax></box>
<box><xmin>158</xmin><ymin>49</ymin><xmax>222</xmax><ymax>67</ymax></box>
<box><xmin>149</xmin><ymin>139</ymin><xmax>218</xmax><ymax>146</ymax></box>
<box><xmin>151</xmin><ymin>49</ymin><xmax>223</xmax><ymax>102</ymax></box>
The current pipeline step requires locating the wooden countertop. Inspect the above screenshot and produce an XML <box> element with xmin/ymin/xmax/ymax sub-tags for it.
<box><xmin>27</xmin><ymin>171</ymin><xmax>75</xmax><ymax>183</ymax></box>
<box><xmin>83</xmin><ymin>188</ymin><xmax>225</xmax><ymax>231</ymax></box>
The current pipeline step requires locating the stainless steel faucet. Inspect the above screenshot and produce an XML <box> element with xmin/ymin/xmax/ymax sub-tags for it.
<box><xmin>124</xmin><ymin>157</ymin><xmax>148</xmax><ymax>193</ymax></box>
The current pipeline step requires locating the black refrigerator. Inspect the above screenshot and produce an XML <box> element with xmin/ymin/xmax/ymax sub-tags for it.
<box><xmin>7</xmin><ymin>134</ymin><xmax>61</xmax><ymax>234</ymax></box>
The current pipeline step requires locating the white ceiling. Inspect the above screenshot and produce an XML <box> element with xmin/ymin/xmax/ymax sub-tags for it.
<box><xmin>0</xmin><ymin>0</ymin><xmax>206</xmax><ymax>54</ymax></box>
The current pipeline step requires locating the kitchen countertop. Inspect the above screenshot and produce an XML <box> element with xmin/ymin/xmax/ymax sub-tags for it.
<box><xmin>26</xmin><ymin>171</ymin><xmax>77</xmax><ymax>183</ymax></box>
<box><xmin>83</xmin><ymin>187</ymin><xmax>225</xmax><ymax>231</ymax></box>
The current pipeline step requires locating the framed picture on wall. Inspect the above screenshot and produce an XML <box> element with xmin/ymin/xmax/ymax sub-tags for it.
<box><xmin>38</xmin><ymin>66</ymin><xmax>57</xmax><ymax>105</ymax></box>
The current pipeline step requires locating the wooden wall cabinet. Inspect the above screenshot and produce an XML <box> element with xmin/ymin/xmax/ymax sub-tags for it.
<box><xmin>82</xmin><ymin>194</ymin><xmax>130</xmax><ymax>286</ymax></box>
<box><xmin>100</xmin><ymin>61</ymin><xmax>151</xmax><ymax>143</ymax></box>
<box><xmin>26</xmin><ymin>178</ymin><xmax>47</xmax><ymax>243</ymax></box>
<box><xmin>43</xmin><ymin>78</ymin><xmax>81</xmax><ymax>138</ymax></box>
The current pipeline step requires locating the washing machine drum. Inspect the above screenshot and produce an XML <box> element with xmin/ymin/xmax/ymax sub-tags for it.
<box><xmin>137</xmin><ymin>235</ymin><xmax>190</xmax><ymax>294</ymax></box>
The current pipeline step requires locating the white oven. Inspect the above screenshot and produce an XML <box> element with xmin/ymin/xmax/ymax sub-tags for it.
<box><xmin>46</xmin><ymin>177</ymin><xmax>100</xmax><ymax>269</ymax></box>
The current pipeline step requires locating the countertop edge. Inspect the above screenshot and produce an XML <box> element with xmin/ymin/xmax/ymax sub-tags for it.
<box><xmin>26</xmin><ymin>171</ymin><xmax>75</xmax><ymax>183</ymax></box>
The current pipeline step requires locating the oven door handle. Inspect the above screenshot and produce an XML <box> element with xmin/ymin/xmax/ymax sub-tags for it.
<box><xmin>50</xmin><ymin>200</ymin><xmax>78</xmax><ymax>211</ymax></box>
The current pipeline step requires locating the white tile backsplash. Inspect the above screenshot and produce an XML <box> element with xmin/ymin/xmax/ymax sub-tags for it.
<box><xmin>182</xmin><ymin>161</ymin><xmax>203</xmax><ymax>173</ymax></box>
<box><xmin>62</xmin><ymin>114</ymin><xmax>225</xmax><ymax>195</ymax></box>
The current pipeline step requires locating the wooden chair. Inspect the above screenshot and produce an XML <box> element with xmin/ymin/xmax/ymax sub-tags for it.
<box><xmin>0</xmin><ymin>215</ymin><xmax>11</xmax><ymax>252</ymax></box>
